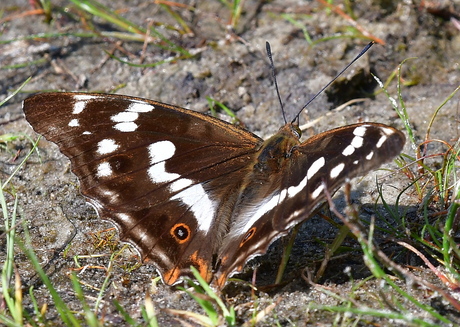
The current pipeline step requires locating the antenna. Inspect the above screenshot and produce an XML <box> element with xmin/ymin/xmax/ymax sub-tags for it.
<box><xmin>266</xmin><ymin>42</ymin><xmax>287</xmax><ymax>124</ymax></box>
<box><xmin>265</xmin><ymin>41</ymin><xmax>375</xmax><ymax>125</ymax></box>
<box><xmin>293</xmin><ymin>41</ymin><xmax>375</xmax><ymax>124</ymax></box>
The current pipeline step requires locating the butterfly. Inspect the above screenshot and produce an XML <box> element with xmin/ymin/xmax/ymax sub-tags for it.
<box><xmin>23</xmin><ymin>90</ymin><xmax>405</xmax><ymax>288</ymax></box>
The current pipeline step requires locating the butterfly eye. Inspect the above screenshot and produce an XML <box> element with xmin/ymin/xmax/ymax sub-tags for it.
<box><xmin>170</xmin><ymin>223</ymin><xmax>191</xmax><ymax>244</ymax></box>
<box><xmin>292</xmin><ymin>124</ymin><xmax>302</xmax><ymax>138</ymax></box>
<box><xmin>240</xmin><ymin>227</ymin><xmax>256</xmax><ymax>247</ymax></box>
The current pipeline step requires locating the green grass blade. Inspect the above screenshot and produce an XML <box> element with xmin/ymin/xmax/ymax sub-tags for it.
<box><xmin>0</xmin><ymin>77</ymin><xmax>31</xmax><ymax>106</ymax></box>
<box><xmin>69</xmin><ymin>0</ymin><xmax>146</xmax><ymax>34</ymax></box>
<box><xmin>69</xmin><ymin>274</ymin><xmax>99</xmax><ymax>327</ymax></box>
<box><xmin>15</xmin><ymin>227</ymin><xmax>82</xmax><ymax>326</ymax></box>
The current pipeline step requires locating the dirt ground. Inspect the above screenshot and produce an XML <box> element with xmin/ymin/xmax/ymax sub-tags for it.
<box><xmin>1</xmin><ymin>0</ymin><xmax>459</xmax><ymax>325</ymax></box>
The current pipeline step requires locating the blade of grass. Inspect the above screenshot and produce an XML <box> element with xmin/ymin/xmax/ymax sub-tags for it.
<box><xmin>70</xmin><ymin>0</ymin><xmax>145</xmax><ymax>34</ymax></box>
<box><xmin>442</xmin><ymin>177</ymin><xmax>460</xmax><ymax>278</ymax></box>
<box><xmin>15</xmin><ymin>224</ymin><xmax>82</xmax><ymax>326</ymax></box>
<box><xmin>113</xmin><ymin>300</ymin><xmax>137</xmax><ymax>325</ymax></box>
<box><xmin>70</xmin><ymin>274</ymin><xmax>99</xmax><ymax>327</ymax></box>
<box><xmin>281</xmin><ymin>13</ymin><xmax>313</xmax><ymax>44</ymax></box>
<box><xmin>230</xmin><ymin>0</ymin><xmax>244</xmax><ymax>29</ymax></box>
<box><xmin>425</xmin><ymin>85</ymin><xmax>460</xmax><ymax>142</ymax></box>
<box><xmin>38</xmin><ymin>0</ymin><xmax>53</xmax><ymax>23</ymax></box>
<box><xmin>1</xmin><ymin>192</ymin><xmax>21</xmax><ymax>325</ymax></box>
<box><xmin>143</xmin><ymin>291</ymin><xmax>159</xmax><ymax>327</ymax></box>
<box><xmin>324</xmin><ymin>185</ymin><xmax>454</xmax><ymax>325</ymax></box>
<box><xmin>69</xmin><ymin>0</ymin><xmax>190</xmax><ymax>55</ymax></box>
<box><xmin>205</xmin><ymin>97</ymin><xmax>239</xmax><ymax>124</ymax></box>
<box><xmin>175</xmin><ymin>267</ymin><xmax>236</xmax><ymax>326</ymax></box>
<box><xmin>372</xmin><ymin>65</ymin><xmax>416</xmax><ymax>148</ymax></box>
<box><xmin>0</xmin><ymin>77</ymin><xmax>31</xmax><ymax>106</ymax></box>
<box><xmin>158</xmin><ymin>3</ymin><xmax>193</xmax><ymax>35</ymax></box>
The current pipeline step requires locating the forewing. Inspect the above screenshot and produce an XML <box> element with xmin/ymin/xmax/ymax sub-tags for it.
<box><xmin>23</xmin><ymin>92</ymin><xmax>263</xmax><ymax>285</ymax></box>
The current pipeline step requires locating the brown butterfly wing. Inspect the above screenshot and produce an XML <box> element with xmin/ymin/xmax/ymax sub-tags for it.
<box><xmin>215</xmin><ymin>123</ymin><xmax>405</xmax><ymax>286</ymax></box>
<box><xmin>24</xmin><ymin>92</ymin><xmax>263</xmax><ymax>285</ymax></box>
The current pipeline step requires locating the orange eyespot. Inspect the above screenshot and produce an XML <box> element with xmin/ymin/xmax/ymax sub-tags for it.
<box><xmin>240</xmin><ymin>227</ymin><xmax>256</xmax><ymax>247</ymax></box>
<box><xmin>170</xmin><ymin>223</ymin><xmax>191</xmax><ymax>244</ymax></box>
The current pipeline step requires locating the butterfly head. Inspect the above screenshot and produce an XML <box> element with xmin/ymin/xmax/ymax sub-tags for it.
<box><xmin>253</xmin><ymin>123</ymin><xmax>302</xmax><ymax>171</ymax></box>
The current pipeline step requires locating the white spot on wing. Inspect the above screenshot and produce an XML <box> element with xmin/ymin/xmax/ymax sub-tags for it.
<box><xmin>381</xmin><ymin>127</ymin><xmax>395</xmax><ymax>135</ymax></box>
<box><xmin>147</xmin><ymin>141</ymin><xmax>182</xmax><ymax>184</ymax></box>
<box><xmin>147</xmin><ymin>140</ymin><xmax>178</xmax><ymax>185</ymax></box>
<box><xmin>170</xmin><ymin>178</ymin><xmax>193</xmax><ymax>192</ymax></box>
<box><xmin>330</xmin><ymin>163</ymin><xmax>345</xmax><ymax>178</ymax></box>
<box><xmin>72</xmin><ymin>95</ymin><xmax>96</xmax><ymax>114</ymax></box>
<box><xmin>353</xmin><ymin>125</ymin><xmax>368</xmax><ymax>137</ymax></box>
<box><xmin>97</xmin><ymin>187</ymin><xmax>120</xmax><ymax>204</ymax></box>
<box><xmin>307</xmin><ymin>157</ymin><xmax>325</xmax><ymax>179</ymax></box>
<box><xmin>147</xmin><ymin>140</ymin><xmax>215</xmax><ymax>233</ymax></box>
<box><xmin>73</xmin><ymin>101</ymin><xmax>86</xmax><ymax>114</ymax></box>
<box><xmin>342</xmin><ymin>145</ymin><xmax>355</xmax><ymax>156</ymax></box>
<box><xmin>148</xmin><ymin>162</ymin><xmax>178</xmax><ymax>184</ymax></box>
<box><xmin>287</xmin><ymin>175</ymin><xmax>308</xmax><ymax>198</ymax></box>
<box><xmin>97</xmin><ymin>162</ymin><xmax>112</xmax><ymax>178</ymax></box>
<box><xmin>171</xmin><ymin>184</ymin><xmax>216</xmax><ymax>233</ymax></box>
<box><xmin>342</xmin><ymin>126</ymin><xmax>370</xmax><ymax>156</ymax></box>
<box><xmin>68</xmin><ymin>119</ymin><xmax>79</xmax><ymax>127</ymax></box>
<box><xmin>128</xmin><ymin>102</ymin><xmax>154</xmax><ymax>112</ymax></box>
<box><xmin>311</xmin><ymin>184</ymin><xmax>324</xmax><ymax>199</ymax></box>
<box><xmin>97</xmin><ymin>139</ymin><xmax>119</xmax><ymax>155</ymax></box>
<box><xmin>131</xmin><ymin>227</ymin><xmax>148</xmax><ymax>245</ymax></box>
<box><xmin>279</xmin><ymin>189</ymin><xmax>288</xmax><ymax>201</ymax></box>
<box><xmin>111</xmin><ymin>111</ymin><xmax>139</xmax><ymax>123</ymax></box>
<box><xmin>82</xmin><ymin>131</ymin><xmax>91</xmax><ymax>135</ymax></box>
<box><xmin>74</xmin><ymin>94</ymin><xmax>95</xmax><ymax>101</ymax></box>
<box><xmin>366</xmin><ymin>151</ymin><xmax>374</xmax><ymax>160</ymax></box>
<box><xmin>148</xmin><ymin>141</ymin><xmax>176</xmax><ymax>164</ymax></box>
<box><xmin>351</xmin><ymin>135</ymin><xmax>364</xmax><ymax>148</ymax></box>
<box><xmin>376</xmin><ymin>135</ymin><xmax>387</xmax><ymax>148</ymax></box>
<box><xmin>114</xmin><ymin>122</ymin><xmax>138</xmax><ymax>132</ymax></box>
<box><xmin>287</xmin><ymin>209</ymin><xmax>303</xmax><ymax>221</ymax></box>
<box><xmin>100</xmin><ymin>187</ymin><xmax>116</xmax><ymax>197</ymax></box>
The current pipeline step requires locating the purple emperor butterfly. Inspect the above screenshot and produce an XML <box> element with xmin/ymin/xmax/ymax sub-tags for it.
<box><xmin>23</xmin><ymin>92</ymin><xmax>404</xmax><ymax>288</ymax></box>
<box><xmin>23</xmin><ymin>42</ymin><xmax>405</xmax><ymax>287</ymax></box>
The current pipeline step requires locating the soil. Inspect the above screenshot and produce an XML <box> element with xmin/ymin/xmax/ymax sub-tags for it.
<box><xmin>1</xmin><ymin>0</ymin><xmax>459</xmax><ymax>326</ymax></box>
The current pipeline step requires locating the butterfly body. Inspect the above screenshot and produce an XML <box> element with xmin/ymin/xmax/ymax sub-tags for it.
<box><xmin>23</xmin><ymin>92</ymin><xmax>405</xmax><ymax>288</ymax></box>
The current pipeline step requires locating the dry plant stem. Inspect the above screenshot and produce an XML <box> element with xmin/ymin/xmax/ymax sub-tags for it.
<box><xmin>323</xmin><ymin>182</ymin><xmax>460</xmax><ymax>312</ymax></box>
<box><xmin>0</xmin><ymin>9</ymin><xmax>45</xmax><ymax>23</ymax></box>
<box><xmin>91</xmin><ymin>41</ymin><xmax>124</xmax><ymax>73</ymax></box>
<box><xmin>421</xmin><ymin>1</ymin><xmax>460</xmax><ymax>21</ymax></box>
<box><xmin>70</xmin><ymin>265</ymin><xmax>107</xmax><ymax>273</ymax></box>
<box><xmin>154</xmin><ymin>1</ymin><xmax>195</xmax><ymax>10</ymax></box>
<box><xmin>394</xmin><ymin>240</ymin><xmax>459</xmax><ymax>290</ymax></box>
<box><xmin>299</xmin><ymin>98</ymin><xmax>368</xmax><ymax>131</ymax></box>
<box><xmin>251</xmin><ymin>267</ymin><xmax>258</xmax><ymax>298</ymax></box>
<box><xmin>275</xmin><ymin>224</ymin><xmax>301</xmax><ymax>284</ymax></box>
<box><xmin>140</xmin><ymin>20</ymin><xmax>156</xmax><ymax>64</ymax></box>
<box><xmin>314</xmin><ymin>225</ymin><xmax>350</xmax><ymax>282</ymax></box>
<box><xmin>241</xmin><ymin>299</ymin><xmax>280</xmax><ymax>327</ymax></box>
<box><xmin>315</xmin><ymin>0</ymin><xmax>385</xmax><ymax>44</ymax></box>
<box><xmin>301</xmin><ymin>267</ymin><xmax>362</xmax><ymax>307</ymax></box>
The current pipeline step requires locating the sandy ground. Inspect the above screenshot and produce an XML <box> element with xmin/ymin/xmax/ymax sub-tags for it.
<box><xmin>1</xmin><ymin>0</ymin><xmax>459</xmax><ymax>325</ymax></box>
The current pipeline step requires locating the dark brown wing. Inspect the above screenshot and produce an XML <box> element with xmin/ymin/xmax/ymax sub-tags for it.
<box><xmin>24</xmin><ymin>92</ymin><xmax>263</xmax><ymax>285</ymax></box>
<box><xmin>215</xmin><ymin>123</ymin><xmax>405</xmax><ymax>287</ymax></box>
